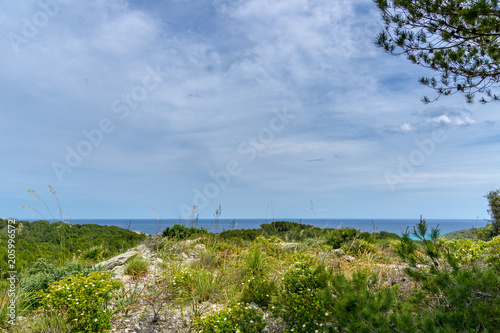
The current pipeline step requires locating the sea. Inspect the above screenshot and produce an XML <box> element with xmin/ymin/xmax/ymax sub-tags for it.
<box><xmin>28</xmin><ymin>218</ymin><xmax>487</xmax><ymax>237</ymax></box>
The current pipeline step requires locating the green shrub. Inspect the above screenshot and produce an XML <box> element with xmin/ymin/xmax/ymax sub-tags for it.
<box><xmin>124</xmin><ymin>256</ymin><xmax>149</xmax><ymax>279</ymax></box>
<box><xmin>219</xmin><ymin>229</ymin><xmax>263</xmax><ymax>241</ymax></box>
<box><xmin>393</xmin><ymin>218</ymin><xmax>500</xmax><ymax>332</ymax></box>
<box><xmin>239</xmin><ymin>275</ymin><xmax>276</xmax><ymax>309</ymax></box>
<box><xmin>341</xmin><ymin>238</ymin><xmax>378</xmax><ymax>255</ymax></box>
<box><xmin>81</xmin><ymin>246</ymin><xmax>108</xmax><ymax>262</ymax></box>
<box><xmin>438</xmin><ymin>238</ymin><xmax>488</xmax><ymax>265</ymax></box>
<box><xmin>40</xmin><ymin>271</ymin><xmax>122</xmax><ymax>333</ymax></box>
<box><xmin>375</xmin><ymin>231</ymin><xmax>401</xmax><ymax>240</ymax></box>
<box><xmin>324</xmin><ymin>228</ymin><xmax>358</xmax><ymax>249</ymax></box>
<box><xmin>272</xmin><ymin>262</ymin><xmax>332</xmax><ymax>333</ymax></box>
<box><xmin>161</xmin><ymin>224</ymin><xmax>208</xmax><ymax>240</ymax></box>
<box><xmin>485</xmin><ymin>189</ymin><xmax>500</xmax><ymax>236</ymax></box>
<box><xmin>18</xmin><ymin>259</ymin><xmax>98</xmax><ymax>309</ymax></box>
<box><xmin>326</xmin><ymin>270</ymin><xmax>399</xmax><ymax>332</ymax></box>
<box><xmin>192</xmin><ymin>303</ymin><xmax>266</xmax><ymax>333</ymax></box>
<box><xmin>260</xmin><ymin>221</ymin><xmax>307</xmax><ymax>233</ymax></box>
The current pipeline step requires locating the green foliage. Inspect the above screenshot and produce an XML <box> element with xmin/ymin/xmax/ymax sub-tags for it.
<box><xmin>485</xmin><ymin>235</ymin><xmax>500</xmax><ymax>269</ymax></box>
<box><xmin>261</xmin><ymin>221</ymin><xmax>323</xmax><ymax>241</ymax></box>
<box><xmin>219</xmin><ymin>228</ymin><xmax>263</xmax><ymax>241</ymax></box>
<box><xmin>326</xmin><ymin>270</ymin><xmax>400</xmax><ymax>333</ymax></box>
<box><xmin>161</xmin><ymin>224</ymin><xmax>208</xmax><ymax>240</ymax></box>
<box><xmin>324</xmin><ymin>228</ymin><xmax>358</xmax><ymax>248</ymax></box>
<box><xmin>220</xmin><ymin>222</ymin><xmax>400</xmax><ymax>246</ymax></box>
<box><xmin>375</xmin><ymin>0</ymin><xmax>500</xmax><ymax>103</ymax></box>
<box><xmin>172</xmin><ymin>268</ymin><xmax>227</xmax><ymax>303</ymax></box>
<box><xmin>486</xmin><ymin>188</ymin><xmax>500</xmax><ymax>236</ymax></box>
<box><xmin>272</xmin><ymin>262</ymin><xmax>332</xmax><ymax>333</ymax></box>
<box><xmin>394</xmin><ymin>219</ymin><xmax>500</xmax><ymax>332</ymax></box>
<box><xmin>40</xmin><ymin>271</ymin><xmax>122</xmax><ymax>333</ymax></box>
<box><xmin>18</xmin><ymin>259</ymin><xmax>99</xmax><ymax>310</ymax></box>
<box><xmin>0</xmin><ymin>219</ymin><xmax>146</xmax><ymax>279</ymax></box>
<box><xmin>244</xmin><ymin>247</ymin><xmax>267</xmax><ymax>276</ymax></box>
<box><xmin>239</xmin><ymin>275</ymin><xmax>276</xmax><ymax>309</ymax></box>
<box><xmin>13</xmin><ymin>311</ymin><xmax>72</xmax><ymax>333</ymax></box>
<box><xmin>438</xmin><ymin>238</ymin><xmax>489</xmax><ymax>265</ymax></box>
<box><xmin>324</xmin><ymin>228</ymin><xmax>381</xmax><ymax>252</ymax></box>
<box><xmin>81</xmin><ymin>245</ymin><xmax>108</xmax><ymax>262</ymax></box>
<box><xmin>192</xmin><ymin>303</ymin><xmax>266</xmax><ymax>333</ymax></box>
<box><xmin>124</xmin><ymin>256</ymin><xmax>149</xmax><ymax>279</ymax></box>
<box><xmin>341</xmin><ymin>238</ymin><xmax>378</xmax><ymax>255</ymax></box>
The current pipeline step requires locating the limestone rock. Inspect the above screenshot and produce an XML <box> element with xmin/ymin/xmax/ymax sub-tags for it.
<box><xmin>277</xmin><ymin>243</ymin><xmax>301</xmax><ymax>250</ymax></box>
<box><xmin>95</xmin><ymin>250</ymin><xmax>138</xmax><ymax>270</ymax></box>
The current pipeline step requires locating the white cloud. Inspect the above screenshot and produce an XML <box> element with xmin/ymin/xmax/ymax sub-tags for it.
<box><xmin>1</xmin><ymin>0</ymin><xmax>499</xmax><ymax>219</ymax></box>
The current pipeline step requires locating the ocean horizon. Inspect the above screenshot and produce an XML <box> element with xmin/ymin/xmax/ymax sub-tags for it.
<box><xmin>20</xmin><ymin>218</ymin><xmax>488</xmax><ymax>236</ymax></box>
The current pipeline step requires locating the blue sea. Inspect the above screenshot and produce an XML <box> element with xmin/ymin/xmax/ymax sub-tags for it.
<box><xmin>31</xmin><ymin>218</ymin><xmax>487</xmax><ymax>236</ymax></box>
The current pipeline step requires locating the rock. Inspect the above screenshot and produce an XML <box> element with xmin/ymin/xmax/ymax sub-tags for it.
<box><xmin>137</xmin><ymin>244</ymin><xmax>151</xmax><ymax>255</ymax></box>
<box><xmin>181</xmin><ymin>238</ymin><xmax>201</xmax><ymax>246</ymax></box>
<box><xmin>277</xmin><ymin>243</ymin><xmax>301</xmax><ymax>250</ymax></box>
<box><xmin>344</xmin><ymin>255</ymin><xmax>356</xmax><ymax>262</ymax></box>
<box><xmin>95</xmin><ymin>250</ymin><xmax>138</xmax><ymax>270</ymax></box>
<box><xmin>194</xmin><ymin>243</ymin><xmax>206</xmax><ymax>251</ymax></box>
<box><xmin>333</xmin><ymin>248</ymin><xmax>345</xmax><ymax>256</ymax></box>
<box><xmin>112</xmin><ymin>265</ymin><xmax>125</xmax><ymax>277</ymax></box>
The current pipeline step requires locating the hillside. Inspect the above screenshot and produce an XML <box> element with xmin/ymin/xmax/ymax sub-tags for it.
<box><xmin>0</xmin><ymin>219</ymin><xmax>146</xmax><ymax>278</ymax></box>
<box><xmin>1</xmin><ymin>220</ymin><xmax>499</xmax><ymax>332</ymax></box>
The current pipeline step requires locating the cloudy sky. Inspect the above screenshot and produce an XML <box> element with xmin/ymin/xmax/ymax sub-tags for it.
<box><xmin>1</xmin><ymin>0</ymin><xmax>500</xmax><ymax>221</ymax></box>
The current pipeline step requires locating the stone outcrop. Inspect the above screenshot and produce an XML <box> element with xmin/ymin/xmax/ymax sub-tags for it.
<box><xmin>95</xmin><ymin>250</ymin><xmax>138</xmax><ymax>270</ymax></box>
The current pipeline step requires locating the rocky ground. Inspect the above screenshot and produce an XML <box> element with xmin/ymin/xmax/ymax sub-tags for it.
<box><xmin>99</xmin><ymin>239</ymin><xmax>414</xmax><ymax>333</ymax></box>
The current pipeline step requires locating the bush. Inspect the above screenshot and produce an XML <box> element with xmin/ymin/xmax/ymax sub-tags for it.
<box><xmin>393</xmin><ymin>218</ymin><xmax>500</xmax><ymax>332</ymax></box>
<box><xmin>40</xmin><ymin>271</ymin><xmax>122</xmax><ymax>333</ymax></box>
<box><xmin>161</xmin><ymin>224</ymin><xmax>208</xmax><ymax>240</ymax></box>
<box><xmin>341</xmin><ymin>238</ymin><xmax>378</xmax><ymax>255</ymax></box>
<box><xmin>326</xmin><ymin>270</ymin><xmax>399</xmax><ymax>332</ymax></box>
<box><xmin>81</xmin><ymin>246</ymin><xmax>108</xmax><ymax>262</ymax></box>
<box><xmin>324</xmin><ymin>228</ymin><xmax>358</xmax><ymax>249</ymax></box>
<box><xmin>271</xmin><ymin>262</ymin><xmax>331</xmax><ymax>333</ymax></box>
<box><xmin>485</xmin><ymin>189</ymin><xmax>500</xmax><ymax>236</ymax></box>
<box><xmin>219</xmin><ymin>229</ymin><xmax>263</xmax><ymax>241</ymax></box>
<box><xmin>239</xmin><ymin>275</ymin><xmax>276</xmax><ymax>309</ymax></box>
<box><xmin>18</xmin><ymin>259</ymin><xmax>98</xmax><ymax>309</ymax></box>
<box><xmin>192</xmin><ymin>303</ymin><xmax>266</xmax><ymax>333</ymax></box>
<box><xmin>124</xmin><ymin>256</ymin><xmax>149</xmax><ymax>279</ymax></box>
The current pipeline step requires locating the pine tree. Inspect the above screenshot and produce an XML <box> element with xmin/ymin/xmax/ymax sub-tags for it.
<box><xmin>375</xmin><ymin>0</ymin><xmax>500</xmax><ymax>103</ymax></box>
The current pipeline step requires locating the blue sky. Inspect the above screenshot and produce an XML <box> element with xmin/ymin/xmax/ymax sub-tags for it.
<box><xmin>1</xmin><ymin>0</ymin><xmax>500</xmax><ymax>221</ymax></box>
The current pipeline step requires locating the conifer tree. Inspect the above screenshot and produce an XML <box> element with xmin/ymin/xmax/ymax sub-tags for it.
<box><xmin>486</xmin><ymin>188</ymin><xmax>500</xmax><ymax>235</ymax></box>
<box><xmin>375</xmin><ymin>0</ymin><xmax>500</xmax><ymax>103</ymax></box>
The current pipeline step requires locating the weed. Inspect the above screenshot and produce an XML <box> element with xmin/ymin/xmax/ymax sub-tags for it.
<box><xmin>124</xmin><ymin>256</ymin><xmax>149</xmax><ymax>279</ymax></box>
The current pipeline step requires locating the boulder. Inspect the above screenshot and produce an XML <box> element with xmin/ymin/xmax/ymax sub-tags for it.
<box><xmin>277</xmin><ymin>243</ymin><xmax>301</xmax><ymax>250</ymax></box>
<box><xmin>95</xmin><ymin>250</ymin><xmax>138</xmax><ymax>270</ymax></box>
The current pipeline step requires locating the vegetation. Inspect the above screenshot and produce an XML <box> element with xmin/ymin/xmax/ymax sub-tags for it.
<box><xmin>486</xmin><ymin>188</ymin><xmax>500</xmax><ymax>235</ymax></box>
<box><xmin>124</xmin><ymin>256</ymin><xmax>149</xmax><ymax>279</ymax></box>
<box><xmin>0</xmin><ymin>219</ymin><xmax>146</xmax><ymax>279</ymax></box>
<box><xmin>192</xmin><ymin>303</ymin><xmax>266</xmax><ymax>333</ymax></box>
<box><xmin>375</xmin><ymin>0</ymin><xmax>500</xmax><ymax>103</ymax></box>
<box><xmin>40</xmin><ymin>271</ymin><xmax>122</xmax><ymax>332</ymax></box>
<box><xmin>1</xmin><ymin>218</ymin><xmax>499</xmax><ymax>332</ymax></box>
<box><xmin>161</xmin><ymin>224</ymin><xmax>208</xmax><ymax>240</ymax></box>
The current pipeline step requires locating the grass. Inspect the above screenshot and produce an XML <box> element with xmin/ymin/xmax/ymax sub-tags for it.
<box><xmin>124</xmin><ymin>256</ymin><xmax>149</xmax><ymax>279</ymax></box>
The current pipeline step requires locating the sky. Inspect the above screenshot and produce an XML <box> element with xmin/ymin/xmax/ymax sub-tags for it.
<box><xmin>1</xmin><ymin>0</ymin><xmax>500</xmax><ymax>221</ymax></box>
